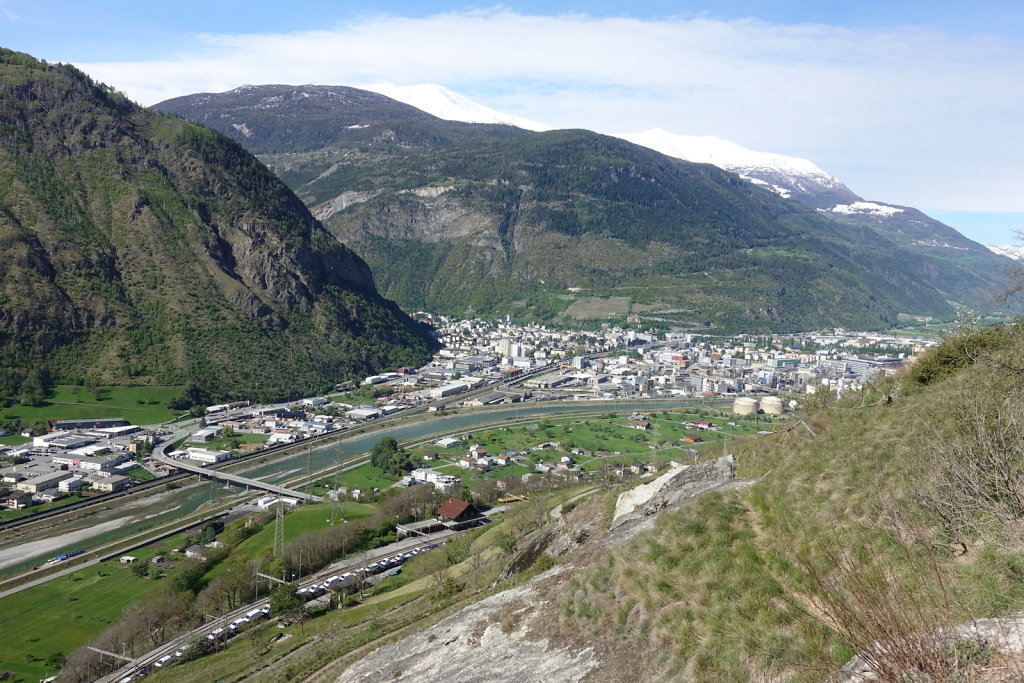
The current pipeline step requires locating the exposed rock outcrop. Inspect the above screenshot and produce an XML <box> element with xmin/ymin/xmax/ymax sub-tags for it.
<box><xmin>611</xmin><ymin>455</ymin><xmax>739</xmax><ymax>528</ymax></box>
<box><xmin>337</xmin><ymin>456</ymin><xmax>749</xmax><ymax>683</ymax></box>
<box><xmin>337</xmin><ymin>568</ymin><xmax>600</xmax><ymax>683</ymax></box>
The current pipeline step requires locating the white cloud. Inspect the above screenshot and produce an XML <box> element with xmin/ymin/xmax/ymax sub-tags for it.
<box><xmin>0</xmin><ymin>0</ymin><xmax>21</xmax><ymax>21</ymax></box>
<box><xmin>74</xmin><ymin>9</ymin><xmax>1024</xmax><ymax>213</ymax></box>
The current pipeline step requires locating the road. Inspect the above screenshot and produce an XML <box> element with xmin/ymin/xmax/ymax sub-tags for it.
<box><xmin>549</xmin><ymin>488</ymin><xmax>600</xmax><ymax>520</ymax></box>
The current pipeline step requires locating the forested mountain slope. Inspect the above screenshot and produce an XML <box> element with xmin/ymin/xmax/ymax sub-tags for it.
<box><xmin>314</xmin><ymin>129</ymin><xmax>993</xmax><ymax>329</ymax></box>
<box><xmin>0</xmin><ymin>50</ymin><xmax>436</xmax><ymax>402</ymax></box>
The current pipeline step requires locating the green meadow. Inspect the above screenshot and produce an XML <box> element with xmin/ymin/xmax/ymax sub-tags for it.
<box><xmin>1</xmin><ymin>385</ymin><xmax>185</xmax><ymax>428</ymax></box>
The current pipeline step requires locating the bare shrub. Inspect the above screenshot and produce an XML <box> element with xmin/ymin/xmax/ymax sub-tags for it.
<box><xmin>917</xmin><ymin>368</ymin><xmax>1024</xmax><ymax>551</ymax></box>
<box><xmin>796</xmin><ymin>542</ymin><xmax>968</xmax><ymax>681</ymax></box>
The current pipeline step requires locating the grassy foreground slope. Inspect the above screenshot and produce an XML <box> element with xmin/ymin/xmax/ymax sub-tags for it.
<box><xmin>546</xmin><ymin>323</ymin><xmax>1024</xmax><ymax>680</ymax></box>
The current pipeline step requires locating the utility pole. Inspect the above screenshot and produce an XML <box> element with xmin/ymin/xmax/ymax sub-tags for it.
<box><xmin>273</xmin><ymin>502</ymin><xmax>285</xmax><ymax>560</ymax></box>
<box><xmin>328</xmin><ymin>451</ymin><xmax>343</xmax><ymax>524</ymax></box>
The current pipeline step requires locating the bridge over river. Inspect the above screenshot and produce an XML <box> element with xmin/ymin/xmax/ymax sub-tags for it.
<box><xmin>153</xmin><ymin>453</ymin><xmax>323</xmax><ymax>502</ymax></box>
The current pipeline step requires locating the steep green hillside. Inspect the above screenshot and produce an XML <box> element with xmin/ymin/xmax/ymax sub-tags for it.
<box><xmin>317</xmin><ymin>130</ymin><xmax>969</xmax><ymax>329</ymax></box>
<box><xmin>825</xmin><ymin>203</ymin><xmax>1010</xmax><ymax>307</ymax></box>
<box><xmin>0</xmin><ymin>50</ymin><xmax>436</xmax><ymax>403</ymax></box>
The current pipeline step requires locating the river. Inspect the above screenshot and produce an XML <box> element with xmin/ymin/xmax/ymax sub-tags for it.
<box><xmin>0</xmin><ymin>399</ymin><xmax>720</xmax><ymax>575</ymax></box>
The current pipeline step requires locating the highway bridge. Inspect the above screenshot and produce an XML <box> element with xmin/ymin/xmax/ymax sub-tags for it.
<box><xmin>153</xmin><ymin>453</ymin><xmax>323</xmax><ymax>502</ymax></box>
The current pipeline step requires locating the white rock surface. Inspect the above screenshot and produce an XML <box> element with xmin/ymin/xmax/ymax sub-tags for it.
<box><xmin>336</xmin><ymin>567</ymin><xmax>599</xmax><ymax>683</ymax></box>
<box><xmin>613</xmin><ymin>462</ymin><xmax>688</xmax><ymax>523</ymax></box>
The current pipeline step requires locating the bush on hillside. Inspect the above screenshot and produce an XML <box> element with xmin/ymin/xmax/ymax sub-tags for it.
<box><xmin>908</xmin><ymin>324</ymin><xmax>1014</xmax><ymax>387</ymax></box>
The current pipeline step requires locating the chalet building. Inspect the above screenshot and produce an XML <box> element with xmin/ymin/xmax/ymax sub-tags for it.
<box><xmin>436</xmin><ymin>498</ymin><xmax>482</xmax><ymax>529</ymax></box>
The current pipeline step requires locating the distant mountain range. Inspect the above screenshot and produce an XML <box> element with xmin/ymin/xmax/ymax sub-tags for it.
<box><xmin>0</xmin><ymin>51</ymin><xmax>436</xmax><ymax>403</ymax></box>
<box><xmin>155</xmin><ymin>83</ymin><xmax>1015</xmax><ymax>330</ymax></box>
<box><xmin>362</xmin><ymin>85</ymin><xmax>1006</xmax><ymax>270</ymax></box>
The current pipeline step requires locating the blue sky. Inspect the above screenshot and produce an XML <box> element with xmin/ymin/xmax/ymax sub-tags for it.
<box><xmin>3</xmin><ymin>1</ymin><xmax>1023</xmax><ymax>245</ymax></box>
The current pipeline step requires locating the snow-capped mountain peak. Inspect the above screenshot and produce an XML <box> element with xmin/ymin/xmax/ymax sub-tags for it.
<box><xmin>612</xmin><ymin>128</ymin><xmax>857</xmax><ymax>207</ymax></box>
<box><xmin>360</xmin><ymin>83</ymin><xmax>551</xmax><ymax>132</ymax></box>
<box><xmin>616</xmin><ymin>128</ymin><xmax>833</xmax><ymax>179</ymax></box>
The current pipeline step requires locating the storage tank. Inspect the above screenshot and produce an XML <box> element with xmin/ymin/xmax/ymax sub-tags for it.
<box><xmin>760</xmin><ymin>396</ymin><xmax>784</xmax><ymax>415</ymax></box>
<box><xmin>733</xmin><ymin>397</ymin><xmax>758</xmax><ymax>416</ymax></box>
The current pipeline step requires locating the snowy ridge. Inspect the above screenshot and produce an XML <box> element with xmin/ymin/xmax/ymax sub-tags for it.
<box><xmin>829</xmin><ymin>202</ymin><xmax>904</xmax><ymax>217</ymax></box>
<box><xmin>348</xmin><ymin>86</ymin><xmax>846</xmax><ymax>201</ymax></box>
<box><xmin>615</xmin><ymin>129</ymin><xmax>840</xmax><ymax>182</ymax></box>
<box><xmin>360</xmin><ymin>83</ymin><xmax>551</xmax><ymax>132</ymax></box>
<box><xmin>988</xmin><ymin>244</ymin><xmax>1024</xmax><ymax>260</ymax></box>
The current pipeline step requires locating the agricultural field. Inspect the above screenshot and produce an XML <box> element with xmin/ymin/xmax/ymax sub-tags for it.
<box><xmin>562</xmin><ymin>296</ymin><xmax>632</xmax><ymax>320</ymax></box>
<box><xmin>0</xmin><ymin>527</ymin><xmax>204</xmax><ymax>679</ymax></box>
<box><xmin>335</xmin><ymin>463</ymin><xmax>400</xmax><ymax>492</ymax></box>
<box><xmin>216</xmin><ymin>502</ymin><xmax>377</xmax><ymax>567</ymax></box>
<box><xmin>0</xmin><ymin>385</ymin><xmax>185</xmax><ymax>429</ymax></box>
<box><xmin>0</xmin><ymin>563</ymin><xmax>155</xmax><ymax>680</ymax></box>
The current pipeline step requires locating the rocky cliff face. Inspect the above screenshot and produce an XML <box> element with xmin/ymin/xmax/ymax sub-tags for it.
<box><xmin>0</xmin><ymin>49</ymin><xmax>435</xmax><ymax>400</ymax></box>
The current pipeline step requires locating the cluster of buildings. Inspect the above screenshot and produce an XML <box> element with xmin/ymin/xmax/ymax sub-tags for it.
<box><xmin>384</xmin><ymin>316</ymin><xmax>931</xmax><ymax>409</ymax></box>
<box><xmin>422</xmin><ymin>326</ymin><xmax>929</xmax><ymax>406</ymax></box>
<box><xmin>0</xmin><ymin>420</ymin><xmax>151</xmax><ymax>509</ymax></box>
<box><xmin>424</xmin><ymin>313</ymin><xmax>650</xmax><ymax>363</ymax></box>
<box><xmin>200</xmin><ymin>401</ymin><xmax>421</xmax><ymax>447</ymax></box>
<box><xmin>0</xmin><ymin>312</ymin><xmax>932</xmax><ymax>513</ymax></box>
